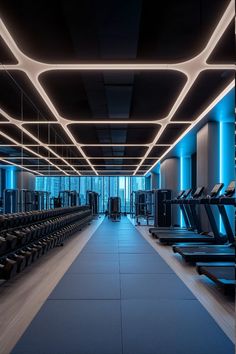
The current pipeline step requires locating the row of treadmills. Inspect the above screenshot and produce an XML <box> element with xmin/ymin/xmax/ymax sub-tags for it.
<box><xmin>149</xmin><ymin>181</ymin><xmax>235</xmax><ymax>293</ymax></box>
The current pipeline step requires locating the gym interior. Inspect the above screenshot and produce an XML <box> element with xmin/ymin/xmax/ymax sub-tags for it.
<box><xmin>0</xmin><ymin>1</ymin><xmax>235</xmax><ymax>354</ymax></box>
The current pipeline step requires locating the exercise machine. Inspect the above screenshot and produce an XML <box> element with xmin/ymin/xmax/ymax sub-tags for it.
<box><xmin>108</xmin><ymin>197</ymin><xmax>121</xmax><ymax>221</ymax></box>
<box><xmin>86</xmin><ymin>191</ymin><xmax>99</xmax><ymax>216</ymax></box>
<box><xmin>153</xmin><ymin>189</ymin><xmax>172</xmax><ymax>228</ymax></box>
<box><xmin>34</xmin><ymin>191</ymin><xmax>50</xmax><ymax>210</ymax></box>
<box><xmin>157</xmin><ymin>184</ymin><xmax>227</xmax><ymax>244</ymax></box>
<box><xmin>149</xmin><ymin>189</ymin><xmax>191</xmax><ymax>235</ymax></box>
<box><xmin>134</xmin><ymin>190</ymin><xmax>154</xmax><ymax>225</ymax></box>
<box><xmin>58</xmin><ymin>190</ymin><xmax>79</xmax><ymax>208</ymax></box>
<box><xmin>173</xmin><ymin>181</ymin><xmax>235</xmax><ymax>263</ymax></box>
<box><xmin>196</xmin><ymin>262</ymin><xmax>235</xmax><ymax>293</ymax></box>
<box><xmin>130</xmin><ymin>191</ymin><xmax>135</xmax><ymax>218</ymax></box>
<box><xmin>155</xmin><ymin>187</ymin><xmax>204</xmax><ymax>240</ymax></box>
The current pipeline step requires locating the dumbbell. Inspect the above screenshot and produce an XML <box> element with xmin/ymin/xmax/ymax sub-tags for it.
<box><xmin>38</xmin><ymin>239</ymin><xmax>49</xmax><ymax>254</ymax></box>
<box><xmin>49</xmin><ymin>235</ymin><xmax>57</xmax><ymax>248</ymax></box>
<box><xmin>26</xmin><ymin>226</ymin><xmax>35</xmax><ymax>240</ymax></box>
<box><xmin>12</xmin><ymin>230</ymin><xmax>27</xmax><ymax>245</ymax></box>
<box><xmin>5</xmin><ymin>233</ymin><xmax>18</xmax><ymax>250</ymax></box>
<box><xmin>14</xmin><ymin>214</ymin><xmax>24</xmax><ymax>227</ymax></box>
<box><xmin>40</xmin><ymin>238</ymin><xmax>51</xmax><ymax>252</ymax></box>
<box><xmin>32</xmin><ymin>243</ymin><xmax>43</xmax><ymax>257</ymax></box>
<box><xmin>48</xmin><ymin>236</ymin><xmax>57</xmax><ymax>248</ymax></box>
<box><xmin>0</xmin><ymin>257</ymin><xmax>18</xmax><ymax>280</ymax></box>
<box><xmin>17</xmin><ymin>249</ymin><xmax>33</xmax><ymax>267</ymax></box>
<box><xmin>26</xmin><ymin>246</ymin><xmax>39</xmax><ymax>262</ymax></box>
<box><xmin>0</xmin><ymin>236</ymin><xmax>7</xmax><ymax>256</ymax></box>
<box><xmin>9</xmin><ymin>253</ymin><xmax>27</xmax><ymax>273</ymax></box>
<box><xmin>53</xmin><ymin>232</ymin><xmax>62</xmax><ymax>246</ymax></box>
<box><xmin>21</xmin><ymin>227</ymin><xmax>33</xmax><ymax>242</ymax></box>
<box><xmin>0</xmin><ymin>215</ymin><xmax>6</xmax><ymax>230</ymax></box>
<box><xmin>29</xmin><ymin>225</ymin><xmax>40</xmax><ymax>239</ymax></box>
<box><xmin>48</xmin><ymin>236</ymin><xmax>56</xmax><ymax>248</ymax></box>
<box><xmin>26</xmin><ymin>212</ymin><xmax>34</xmax><ymax>223</ymax></box>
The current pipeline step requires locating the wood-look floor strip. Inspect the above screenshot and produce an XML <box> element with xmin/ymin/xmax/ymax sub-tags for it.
<box><xmin>0</xmin><ymin>217</ymin><xmax>104</xmax><ymax>354</ymax></box>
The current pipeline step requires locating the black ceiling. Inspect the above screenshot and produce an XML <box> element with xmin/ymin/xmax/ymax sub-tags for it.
<box><xmin>0</xmin><ymin>0</ymin><xmax>234</xmax><ymax>176</ymax></box>
<box><xmin>172</xmin><ymin>70</ymin><xmax>235</xmax><ymax>121</ymax></box>
<box><xmin>0</xmin><ymin>35</ymin><xmax>17</xmax><ymax>64</ymax></box>
<box><xmin>39</xmin><ymin>71</ymin><xmax>186</xmax><ymax>120</ymax></box>
<box><xmin>207</xmin><ymin>20</ymin><xmax>235</xmax><ymax>64</ymax></box>
<box><xmin>0</xmin><ymin>0</ymin><xmax>230</xmax><ymax>62</ymax></box>
<box><xmin>67</xmin><ymin>124</ymin><xmax>161</xmax><ymax>145</ymax></box>
<box><xmin>0</xmin><ymin>71</ymin><xmax>56</xmax><ymax>121</ymax></box>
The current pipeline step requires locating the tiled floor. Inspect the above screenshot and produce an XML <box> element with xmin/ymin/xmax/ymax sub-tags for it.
<box><xmin>11</xmin><ymin>217</ymin><xmax>234</xmax><ymax>354</ymax></box>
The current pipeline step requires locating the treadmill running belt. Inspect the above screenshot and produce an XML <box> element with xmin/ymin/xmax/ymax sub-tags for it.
<box><xmin>204</xmin><ymin>266</ymin><xmax>235</xmax><ymax>280</ymax></box>
<box><xmin>200</xmin><ymin>266</ymin><xmax>235</xmax><ymax>284</ymax></box>
<box><xmin>11</xmin><ymin>217</ymin><xmax>234</xmax><ymax>354</ymax></box>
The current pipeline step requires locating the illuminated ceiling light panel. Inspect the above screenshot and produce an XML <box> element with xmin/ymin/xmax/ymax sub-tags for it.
<box><xmin>0</xmin><ymin>158</ymin><xmax>43</xmax><ymax>175</ymax></box>
<box><xmin>0</xmin><ymin>0</ymin><xmax>234</xmax><ymax>176</ymax></box>
<box><xmin>0</xmin><ymin>129</ymin><xmax>69</xmax><ymax>175</ymax></box>
<box><xmin>93</xmin><ymin>165</ymin><xmax>139</xmax><ymax>167</ymax></box>
<box><xmin>0</xmin><ymin>108</ymin><xmax>80</xmax><ymax>175</ymax></box>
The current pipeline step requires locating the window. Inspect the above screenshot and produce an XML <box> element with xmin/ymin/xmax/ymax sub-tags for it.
<box><xmin>35</xmin><ymin>176</ymin><xmax>146</xmax><ymax>213</ymax></box>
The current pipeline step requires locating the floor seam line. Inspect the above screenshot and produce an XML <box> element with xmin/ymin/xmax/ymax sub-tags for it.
<box><xmin>119</xmin><ymin>251</ymin><xmax>124</xmax><ymax>354</ymax></box>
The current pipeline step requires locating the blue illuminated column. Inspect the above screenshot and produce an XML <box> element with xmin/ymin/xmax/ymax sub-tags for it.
<box><xmin>180</xmin><ymin>156</ymin><xmax>191</xmax><ymax>226</ymax></box>
<box><xmin>219</xmin><ymin>121</ymin><xmax>235</xmax><ymax>232</ymax></box>
<box><xmin>145</xmin><ymin>175</ymin><xmax>151</xmax><ymax>190</ymax></box>
<box><xmin>5</xmin><ymin>167</ymin><xmax>16</xmax><ymax>189</ymax></box>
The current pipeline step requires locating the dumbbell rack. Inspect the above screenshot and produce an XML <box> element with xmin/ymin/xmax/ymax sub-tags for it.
<box><xmin>0</xmin><ymin>206</ymin><xmax>93</xmax><ymax>285</ymax></box>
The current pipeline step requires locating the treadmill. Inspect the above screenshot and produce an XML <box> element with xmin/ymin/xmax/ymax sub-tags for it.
<box><xmin>149</xmin><ymin>189</ymin><xmax>192</xmax><ymax>236</ymax></box>
<box><xmin>173</xmin><ymin>181</ymin><xmax>235</xmax><ymax>262</ymax></box>
<box><xmin>196</xmin><ymin>262</ymin><xmax>235</xmax><ymax>292</ymax></box>
<box><xmin>157</xmin><ymin>184</ymin><xmax>227</xmax><ymax>245</ymax></box>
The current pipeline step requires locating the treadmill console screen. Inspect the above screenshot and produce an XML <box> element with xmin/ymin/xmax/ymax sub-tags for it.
<box><xmin>193</xmin><ymin>187</ymin><xmax>204</xmax><ymax>198</ymax></box>
<box><xmin>225</xmin><ymin>181</ymin><xmax>235</xmax><ymax>196</ymax></box>
<box><xmin>210</xmin><ymin>183</ymin><xmax>224</xmax><ymax>197</ymax></box>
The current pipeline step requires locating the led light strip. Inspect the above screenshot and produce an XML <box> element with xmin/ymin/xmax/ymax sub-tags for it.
<box><xmin>0</xmin><ymin>129</ymin><xmax>68</xmax><ymax>175</ymax></box>
<box><xmin>0</xmin><ymin>156</ymin><xmax>161</xmax><ymax>161</ymax></box>
<box><xmin>0</xmin><ymin>0</ymin><xmax>234</xmax><ymax>176</ymax></box>
<box><xmin>144</xmin><ymin>80</ymin><xmax>235</xmax><ymax>175</ymax></box>
<box><xmin>93</xmin><ymin>165</ymin><xmax>143</xmax><ymax>167</ymax></box>
<box><xmin>0</xmin><ymin>158</ymin><xmax>43</xmax><ymax>175</ymax></box>
<box><xmin>17</xmin><ymin>164</ymin><xmax>94</xmax><ymax>167</ymax></box>
<box><xmin>86</xmin><ymin>156</ymin><xmax>159</xmax><ymax>158</ymax></box>
<box><xmin>0</xmin><ymin>108</ymin><xmax>80</xmax><ymax>175</ymax></box>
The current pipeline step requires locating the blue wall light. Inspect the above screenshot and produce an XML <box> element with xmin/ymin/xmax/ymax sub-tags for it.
<box><xmin>219</xmin><ymin>121</ymin><xmax>235</xmax><ymax>232</ymax></box>
<box><xmin>6</xmin><ymin>166</ymin><xmax>16</xmax><ymax>189</ymax></box>
<box><xmin>180</xmin><ymin>156</ymin><xmax>191</xmax><ymax>227</ymax></box>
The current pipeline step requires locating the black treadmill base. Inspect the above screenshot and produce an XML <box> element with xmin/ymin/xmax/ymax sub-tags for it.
<box><xmin>173</xmin><ymin>245</ymin><xmax>235</xmax><ymax>263</ymax></box>
<box><xmin>158</xmin><ymin>235</ymin><xmax>215</xmax><ymax>245</ymax></box>
<box><xmin>197</xmin><ymin>266</ymin><xmax>235</xmax><ymax>291</ymax></box>
<box><xmin>179</xmin><ymin>253</ymin><xmax>235</xmax><ymax>263</ymax></box>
